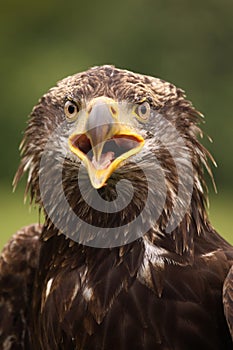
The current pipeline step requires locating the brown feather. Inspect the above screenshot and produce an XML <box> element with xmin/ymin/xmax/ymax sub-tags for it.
<box><xmin>224</xmin><ymin>265</ymin><xmax>233</xmax><ymax>340</ymax></box>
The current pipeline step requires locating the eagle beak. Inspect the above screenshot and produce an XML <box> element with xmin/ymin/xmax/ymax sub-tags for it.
<box><xmin>68</xmin><ymin>97</ymin><xmax>145</xmax><ymax>189</ymax></box>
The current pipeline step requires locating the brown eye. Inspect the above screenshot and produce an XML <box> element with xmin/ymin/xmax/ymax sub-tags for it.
<box><xmin>135</xmin><ymin>101</ymin><xmax>151</xmax><ymax>120</ymax></box>
<box><xmin>64</xmin><ymin>100</ymin><xmax>79</xmax><ymax>120</ymax></box>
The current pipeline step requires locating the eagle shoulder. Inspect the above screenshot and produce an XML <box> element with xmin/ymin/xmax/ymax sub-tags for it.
<box><xmin>224</xmin><ymin>264</ymin><xmax>233</xmax><ymax>340</ymax></box>
<box><xmin>0</xmin><ymin>224</ymin><xmax>42</xmax><ymax>349</ymax></box>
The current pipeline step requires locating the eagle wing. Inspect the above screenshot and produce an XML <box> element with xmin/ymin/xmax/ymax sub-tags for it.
<box><xmin>224</xmin><ymin>264</ymin><xmax>233</xmax><ymax>340</ymax></box>
<box><xmin>0</xmin><ymin>224</ymin><xmax>42</xmax><ymax>349</ymax></box>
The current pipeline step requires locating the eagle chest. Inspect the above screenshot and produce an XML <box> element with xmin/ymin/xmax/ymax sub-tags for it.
<box><xmin>33</xmin><ymin>242</ymin><xmax>232</xmax><ymax>350</ymax></box>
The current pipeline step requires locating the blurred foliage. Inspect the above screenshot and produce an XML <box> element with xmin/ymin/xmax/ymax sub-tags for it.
<box><xmin>0</xmin><ymin>0</ymin><xmax>232</xmax><ymax>245</ymax></box>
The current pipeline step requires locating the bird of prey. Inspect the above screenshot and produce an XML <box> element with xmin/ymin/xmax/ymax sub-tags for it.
<box><xmin>0</xmin><ymin>65</ymin><xmax>232</xmax><ymax>350</ymax></box>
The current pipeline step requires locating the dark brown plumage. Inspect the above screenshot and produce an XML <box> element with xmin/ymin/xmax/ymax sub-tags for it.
<box><xmin>224</xmin><ymin>265</ymin><xmax>233</xmax><ymax>341</ymax></box>
<box><xmin>0</xmin><ymin>65</ymin><xmax>232</xmax><ymax>349</ymax></box>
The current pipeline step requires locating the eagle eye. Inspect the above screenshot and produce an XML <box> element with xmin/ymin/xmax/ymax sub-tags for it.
<box><xmin>64</xmin><ymin>100</ymin><xmax>79</xmax><ymax>120</ymax></box>
<box><xmin>134</xmin><ymin>101</ymin><xmax>151</xmax><ymax>121</ymax></box>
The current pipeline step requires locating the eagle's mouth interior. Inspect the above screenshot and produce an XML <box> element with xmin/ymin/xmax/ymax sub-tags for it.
<box><xmin>70</xmin><ymin>133</ymin><xmax>141</xmax><ymax>169</ymax></box>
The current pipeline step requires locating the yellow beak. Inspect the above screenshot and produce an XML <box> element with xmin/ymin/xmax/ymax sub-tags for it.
<box><xmin>68</xmin><ymin>97</ymin><xmax>145</xmax><ymax>189</ymax></box>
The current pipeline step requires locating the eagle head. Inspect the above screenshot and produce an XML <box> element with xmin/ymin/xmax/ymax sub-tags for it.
<box><xmin>13</xmin><ymin>65</ymin><xmax>213</xmax><ymax>252</ymax></box>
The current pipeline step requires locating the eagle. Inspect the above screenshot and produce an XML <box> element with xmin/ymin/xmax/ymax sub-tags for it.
<box><xmin>0</xmin><ymin>65</ymin><xmax>232</xmax><ymax>350</ymax></box>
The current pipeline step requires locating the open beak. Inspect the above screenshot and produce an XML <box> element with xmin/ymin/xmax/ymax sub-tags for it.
<box><xmin>68</xmin><ymin>97</ymin><xmax>145</xmax><ymax>189</ymax></box>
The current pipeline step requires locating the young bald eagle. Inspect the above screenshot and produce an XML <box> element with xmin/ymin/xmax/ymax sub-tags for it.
<box><xmin>0</xmin><ymin>65</ymin><xmax>232</xmax><ymax>349</ymax></box>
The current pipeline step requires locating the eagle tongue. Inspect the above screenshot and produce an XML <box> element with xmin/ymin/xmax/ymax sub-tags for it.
<box><xmin>92</xmin><ymin>151</ymin><xmax>115</xmax><ymax>170</ymax></box>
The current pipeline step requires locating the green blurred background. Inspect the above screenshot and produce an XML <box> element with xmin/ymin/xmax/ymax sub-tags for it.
<box><xmin>0</xmin><ymin>0</ymin><xmax>232</xmax><ymax>249</ymax></box>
